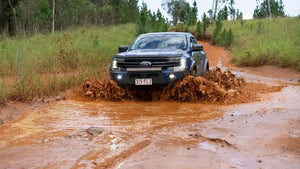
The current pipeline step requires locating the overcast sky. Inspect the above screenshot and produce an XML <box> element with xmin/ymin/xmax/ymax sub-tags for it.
<box><xmin>138</xmin><ymin>0</ymin><xmax>300</xmax><ymax>20</ymax></box>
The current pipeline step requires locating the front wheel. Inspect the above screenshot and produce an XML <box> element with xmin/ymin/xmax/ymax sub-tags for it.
<box><xmin>201</xmin><ymin>62</ymin><xmax>209</xmax><ymax>76</ymax></box>
<box><xmin>190</xmin><ymin>67</ymin><xmax>197</xmax><ymax>76</ymax></box>
<box><xmin>205</xmin><ymin>62</ymin><xmax>209</xmax><ymax>74</ymax></box>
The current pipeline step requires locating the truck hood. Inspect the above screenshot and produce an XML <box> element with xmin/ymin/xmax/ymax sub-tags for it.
<box><xmin>115</xmin><ymin>49</ymin><xmax>183</xmax><ymax>58</ymax></box>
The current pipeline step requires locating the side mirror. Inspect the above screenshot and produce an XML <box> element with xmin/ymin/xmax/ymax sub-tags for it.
<box><xmin>192</xmin><ymin>44</ymin><xmax>203</xmax><ymax>51</ymax></box>
<box><xmin>118</xmin><ymin>46</ymin><xmax>128</xmax><ymax>53</ymax></box>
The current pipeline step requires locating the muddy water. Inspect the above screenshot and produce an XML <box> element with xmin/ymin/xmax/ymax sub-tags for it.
<box><xmin>1</xmin><ymin>41</ymin><xmax>299</xmax><ymax>169</ymax></box>
<box><xmin>81</xmin><ymin>68</ymin><xmax>247</xmax><ymax>103</ymax></box>
<box><xmin>0</xmin><ymin>100</ymin><xmax>223</xmax><ymax>168</ymax></box>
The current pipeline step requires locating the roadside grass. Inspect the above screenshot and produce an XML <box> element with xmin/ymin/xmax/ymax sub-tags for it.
<box><xmin>206</xmin><ymin>17</ymin><xmax>300</xmax><ymax>70</ymax></box>
<box><xmin>171</xmin><ymin>17</ymin><xmax>300</xmax><ymax>71</ymax></box>
<box><xmin>0</xmin><ymin>24</ymin><xmax>136</xmax><ymax>104</ymax></box>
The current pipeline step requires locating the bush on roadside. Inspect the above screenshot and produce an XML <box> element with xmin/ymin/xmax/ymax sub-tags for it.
<box><xmin>211</xmin><ymin>17</ymin><xmax>234</xmax><ymax>48</ymax></box>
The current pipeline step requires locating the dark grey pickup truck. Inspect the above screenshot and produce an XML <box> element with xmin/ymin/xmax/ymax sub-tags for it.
<box><xmin>109</xmin><ymin>32</ymin><xmax>209</xmax><ymax>86</ymax></box>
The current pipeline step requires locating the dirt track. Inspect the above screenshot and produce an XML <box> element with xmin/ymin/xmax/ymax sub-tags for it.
<box><xmin>0</xmin><ymin>42</ymin><xmax>300</xmax><ymax>169</ymax></box>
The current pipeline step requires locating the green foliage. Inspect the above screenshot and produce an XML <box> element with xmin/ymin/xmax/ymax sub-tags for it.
<box><xmin>218</xmin><ymin>6</ymin><xmax>229</xmax><ymax>21</ymax></box>
<box><xmin>207</xmin><ymin>17</ymin><xmax>300</xmax><ymax>70</ymax></box>
<box><xmin>211</xmin><ymin>17</ymin><xmax>234</xmax><ymax>47</ymax></box>
<box><xmin>210</xmin><ymin>0</ymin><xmax>242</xmax><ymax>22</ymax></box>
<box><xmin>196</xmin><ymin>21</ymin><xmax>202</xmax><ymax>39</ymax></box>
<box><xmin>211</xmin><ymin>17</ymin><xmax>223</xmax><ymax>45</ymax></box>
<box><xmin>18</xmin><ymin>0</ymin><xmax>52</xmax><ymax>33</ymax></box>
<box><xmin>189</xmin><ymin>0</ymin><xmax>198</xmax><ymax>25</ymax></box>
<box><xmin>219</xmin><ymin>28</ymin><xmax>234</xmax><ymax>47</ymax></box>
<box><xmin>0</xmin><ymin>0</ymin><xmax>139</xmax><ymax>35</ymax></box>
<box><xmin>0</xmin><ymin>24</ymin><xmax>136</xmax><ymax>104</ymax></box>
<box><xmin>208</xmin><ymin>0</ymin><xmax>243</xmax><ymax>22</ymax></box>
<box><xmin>236</xmin><ymin>9</ymin><xmax>243</xmax><ymax>21</ymax></box>
<box><xmin>164</xmin><ymin>0</ymin><xmax>197</xmax><ymax>25</ymax></box>
<box><xmin>229</xmin><ymin>0</ymin><xmax>236</xmax><ymax>20</ymax></box>
<box><xmin>0</xmin><ymin>0</ymin><xmax>19</xmax><ymax>36</ymax></box>
<box><xmin>253</xmin><ymin>0</ymin><xmax>285</xmax><ymax>18</ymax></box>
<box><xmin>67</xmin><ymin>0</ymin><xmax>96</xmax><ymax>26</ymax></box>
<box><xmin>136</xmin><ymin>3</ymin><xmax>149</xmax><ymax>35</ymax></box>
<box><xmin>136</xmin><ymin>3</ymin><xmax>169</xmax><ymax>36</ymax></box>
<box><xmin>202</xmin><ymin>13</ymin><xmax>209</xmax><ymax>38</ymax></box>
<box><xmin>194</xmin><ymin>13</ymin><xmax>210</xmax><ymax>40</ymax></box>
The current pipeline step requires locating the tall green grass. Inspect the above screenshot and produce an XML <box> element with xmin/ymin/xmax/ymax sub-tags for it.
<box><xmin>0</xmin><ymin>24</ymin><xmax>136</xmax><ymax>104</ymax></box>
<box><xmin>207</xmin><ymin>17</ymin><xmax>300</xmax><ymax>70</ymax></box>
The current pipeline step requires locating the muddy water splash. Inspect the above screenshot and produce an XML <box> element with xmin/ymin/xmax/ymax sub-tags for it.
<box><xmin>81</xmin><ymin>68</ymin><xmax>262</xmax><ymax>103</ymax></box>
<box><xmin>81</xmin><ymin>77</ymin><xmax>129</xmax><ymax>101</ymax></box>
<box><xmin>166</xmin><ymin>68</ymin><xmax>245</xmax><ymax>102</ymax></box>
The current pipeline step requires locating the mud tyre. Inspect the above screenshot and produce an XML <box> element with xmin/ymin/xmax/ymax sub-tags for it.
<box><xmin>191</xmin><ymin>67</ymin><xmax>197</xmax><ymax>77</ymax></box>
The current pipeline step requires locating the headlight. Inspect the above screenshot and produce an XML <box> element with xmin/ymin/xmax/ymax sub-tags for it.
<box><xmin>112</xmin><ymin>59</ymin><xmax>118</xmax><ymax>69</ymax></box>
<box><xmin>174</xmin><ymin>57</ymin><xmax>186</xmax><ymax>71</ymax></box>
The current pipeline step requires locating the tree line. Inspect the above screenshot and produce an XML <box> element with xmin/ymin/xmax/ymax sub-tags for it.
<box><xmin>0</xmin><ymin>0</ymin><xmax>286</xmax><ymax>37</ymax></box>
<box><xmin>0</xmin><ymin>0</ymin><xmax>139</xmax><ymax>36</ymax></box>
<box><xmin>253</xmin><ymin>0</ymin><xmax>285</xmax><ymax>18</ymax></box>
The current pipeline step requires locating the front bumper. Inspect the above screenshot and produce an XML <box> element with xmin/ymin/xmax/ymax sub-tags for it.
<box><xmin>110</xmin><ymin>69</ymin><xmax>189</xmax><ymax>85</ymax></box>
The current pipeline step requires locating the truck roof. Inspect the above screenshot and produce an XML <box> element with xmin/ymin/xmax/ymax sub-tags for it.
<box><xmin>139</xmin><ymin>32</ymin><xmax>192</xmax><ymax>36</ymax></box>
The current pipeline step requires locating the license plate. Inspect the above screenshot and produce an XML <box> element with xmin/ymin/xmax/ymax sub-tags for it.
<box><xmin>135</xmin><ymin>78</ymin><xmax>152</xmax><ymax>85</ymax></box>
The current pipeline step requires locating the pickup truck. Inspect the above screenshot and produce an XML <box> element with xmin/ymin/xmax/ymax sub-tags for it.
<box><xmin>109</xmin><ymin>32</ymin><xmax>209</xmax><ymax>86</ymax></box>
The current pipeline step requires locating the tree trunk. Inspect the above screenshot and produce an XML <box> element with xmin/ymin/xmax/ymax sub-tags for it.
<box><xmin>267</xmin><ymin>0</ymin><xmax>271</xmax><ymax>20</ymax></box>
<box><xmin>52</xmin><ymin>0</ymin><xmax>55</xmax><ymax>33</ymax></box>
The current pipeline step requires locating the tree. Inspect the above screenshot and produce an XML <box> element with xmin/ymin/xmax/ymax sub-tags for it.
<box><xmin>67</xmin><ymin>0</ymin><xmax>96</xmax><ymax>26</ymax></box>
<box><xmin>211</xmin><ymin>16</ymin><xmax>223</xmax><ymax>45</ymax></box>
<box><xmin>187</xmin><ymin>0</ymin><xmax>198</xmax><ymax>25</ymax></box>
<box><xmin>163</xmin><ymin>0</ymin><xmax>198</xmax><ymax>25</ymax></box>
<box><xmin>229</xmin><ymin>0</ymin><xmax>236</xmax><ymax>20</ymax></box>
<box><xmin>136</xmin><ymin>3</ymin><xmax>169</xmax><ymax>35</ymax></box>
<box><xmin>0</xmin><ymin>0</ymin><xmax>19</xmax><ymax>36</ymax></box>
<box><xmin>196</xmin><ymin>20</ymin><xmax>202</xmax><ymax>39</ymax></box>
<box><xmin>119</xmin><ymin>0</ymin><xmax>139</xmax><ymax>24</ymax></box>
<box><xmin>202</xmin><ymin>13</ymin><xmax>209</xmax><ymax>38</ymax></box>
<box><xmin>207</xmin><ymin>9</ymin><xmax>213</xmax><ymax>21</ymax></box>
<box><xmin>211</xmin><ymin>15</ymin><xmax>234</xmax><ymax>47</ymax></box>
<box><xmin>253</xmin><ymin>0</ymin><xmax>285</xmax><ymax>19</ymax></box>
<box><xmin>164</xmin><ymin>0</ymin><xmax>189</xmax><ymax>25</ymax></box>
<box><xmin>236</xmin><ymin>9</ymin><xmax>243</xmax><ymax>21</ymax></box>
<box><xmin>156</xmin><ymin>9</ymin><xmax>169</xmax><ymax>32</ymax></box>
<box><xmin>53</xmin><ymin>0</ymin><xmax>69</xmax><ymax>30</ymax></box>
<box><xmin>52</xmin><ymin>0</ymin><xmax>55</xmax><ymax>33</ymax></box>
<box><xmin>218</xmin><ymin>6</ymin><xmax>228</xmax><ymax>21</ymax></box>
<box><xmin>1</xmin><ymin>0</ymin><xmax>141</xmax><ymax>35</ymax></box>
<box><xmin>136</xmin><ymin>3</ymin><xmax>149</xmax><ymax>35</ymax></box>
<box><xmin>100</xmin><ymin>5</ymin><xmax>114</xmax><ymax>25</ymax></box>
<box><xmin>18</xmin><ymin>0</ymin><xmax>52</xmax><ymax>34</ymax></box>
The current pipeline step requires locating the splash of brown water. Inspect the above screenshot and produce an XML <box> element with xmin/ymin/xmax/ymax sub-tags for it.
<box><xmin>166</xmin><ymin>68</ymin><xmax>245</xmax><ymax>102</ymax></box>
<box><xmin>81</xmin><ymin>77</ymin><xmax>130</xmax><ymax>101</ymax></box>
<box><xmin>81</xmin><ymin>68</ymin><xmax>283</xmax><ymax>103</ymax></box>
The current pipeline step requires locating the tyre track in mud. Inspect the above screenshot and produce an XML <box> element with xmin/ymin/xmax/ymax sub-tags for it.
<box><xmin>94</xmin><ymin>139</ymin><xmax>151</xmax><ymax>169</ymax></box>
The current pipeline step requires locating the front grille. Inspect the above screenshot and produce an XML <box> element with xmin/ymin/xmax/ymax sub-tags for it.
<box><xmin>117</xmin><ymin>57</ymin><xmax>180</xmax><ymax>68</ymax></box>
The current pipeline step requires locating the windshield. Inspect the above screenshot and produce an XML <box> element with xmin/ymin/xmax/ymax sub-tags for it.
<box><xmin>129</xmin><ymin>34</ymin><xmax>187</xmax><ymax>50</ymax></box>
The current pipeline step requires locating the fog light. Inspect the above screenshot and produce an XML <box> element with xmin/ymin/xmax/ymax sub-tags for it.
<box><xmin>117</xmin><ymin>74</ymin><xmax>122</xmax><ymax>80</ymax></box>
<box><xmin>169</xmin><ymin>74</ymin><xmax>175</xmax><ymax>79</ymax></box>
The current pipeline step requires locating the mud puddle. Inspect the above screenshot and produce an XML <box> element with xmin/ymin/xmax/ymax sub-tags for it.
<box><xmin>0</xmin><ymin>99</ymin><xmax>224</xmax><ymax>169</ymax></box>
<box><xmin>1</xmin><ymin>41</ymin><xmax>298</xmax><ymax>169</ymax></box>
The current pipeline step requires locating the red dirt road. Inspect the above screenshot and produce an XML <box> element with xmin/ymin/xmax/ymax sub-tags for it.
<box><xmin>0</xmin><ymin>42</ymin><xmax>299</xmax><ymax>169</ymax></box>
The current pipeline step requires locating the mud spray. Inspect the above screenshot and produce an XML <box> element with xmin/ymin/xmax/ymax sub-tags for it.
<box><xmin>81</xmin><ymin>68</ymin><xmax>284</xmax><ymax>104</ymax></box>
